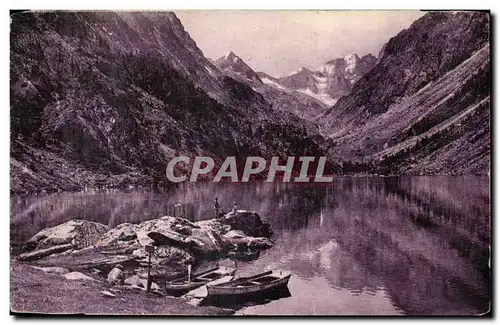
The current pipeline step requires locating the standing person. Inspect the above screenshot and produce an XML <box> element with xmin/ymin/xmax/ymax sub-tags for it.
<box><xmin>214</xmin><ymin>197</ymin><xmax>220</xmax><ymax>218</ymax></box>
<box><xmin>232</xmin><ymin>202</ymin><xmax>238</xmax><ymax>215</ymax></box>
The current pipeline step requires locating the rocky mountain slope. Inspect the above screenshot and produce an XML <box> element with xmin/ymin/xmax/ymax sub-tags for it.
<box><xmin>319</xmin><ymin>11</ymin><xmax>490</xmax><ymax>175</ymax></box>
<box><xmin>10</xmin><ymin>11</ymin><xmax>336</xmax><ymax>194</ymax></box>
<box><xmin>10</xmin><ymin>11</ymin><xmax>491</xmax><ymax>192</ymax></box>
<box><xmin>214</xmin><ymin>52</ymin><xmax>328</xmax><ymax>119</ymax></box>
<box><xmin>277</xmin><ymin>53</ymin><xmax>378</xmax><ymax>106</ymax></box>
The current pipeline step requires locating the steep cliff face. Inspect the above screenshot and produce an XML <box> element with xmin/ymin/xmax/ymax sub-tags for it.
<box><xmin>10</xmin><ymin>11</ymin><xmax>335</xmax><ymax>193</ymax></box>
<box><xmin>319</xmin><ymin>11</ymin><xmax>490</xmax><ymax>175</ymax></box>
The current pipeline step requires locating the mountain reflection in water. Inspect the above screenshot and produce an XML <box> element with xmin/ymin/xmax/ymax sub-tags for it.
<box><xmin>10</xmin><ymin>176</ymin><xmax>490</xmax><ymax>315</ymax></box>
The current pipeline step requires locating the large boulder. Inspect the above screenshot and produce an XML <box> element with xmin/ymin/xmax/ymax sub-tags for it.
<box><xmin>23</xmin><ymin>220</ymin><xmax>108</xmax><ymax>252</ymax></box>
<box><xmin>188</xmin><ymin>227</ymin><xmax>224</xmax><ymax>255</ymax></box>
<box><xmin>147</xmin><ymin>246</ymin><xmax>195</xmax><ymax>279</ymax></box>
<box><xmin>94</xmin><ymin>217</ymin><xmax>197</xmax><ymax>276</ymax></box>
<box><xmin>218</xmin><ymin>211</ymin><xmax>273</xmax><ymax>238</ymax></box>
<box><xmin>132</xmin><ymin>216</ymin><xmax>224</xmax><ymax>256</ymax></box>
<box><xmin>19</xmin><ymin>212</ymin><xmax>274</xmax><ymax>273</ymax></box>
<box><xmin>222</xmin><ymin>236</ymin><xmax>274</xmax><ymax>250</ymax></box>
<box><xmin>195</xmin><ymin>219</ymin><xmax>231</xmax><ymax>235</ymax></box>
<box><xmin>96</xmin><ymin>223</ymin><xmax>138</xmax><ymax>247</ymax></box>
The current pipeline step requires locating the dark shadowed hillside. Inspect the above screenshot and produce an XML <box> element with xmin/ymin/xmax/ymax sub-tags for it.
<box><xmin>319</xmin><ymin>11</ymin><xmax>490</xmax><ymax>175</ymax></box>
<box><xmin>10</xmin><ymin>11</ymin><xmax>336</xmax><ymax>193</ymax></box>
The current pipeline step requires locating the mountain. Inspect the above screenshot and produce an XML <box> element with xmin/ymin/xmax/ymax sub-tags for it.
<box><xmin>277</xmin><ymin>53</ymin><xmax>378</xmax><ymax>106</ymax></box>
<box><xmin>319</xmin><ymin>11</ymin><xmax>490</xmax><ymax>175</ymax></box>
<box><xmin>214</xmin><ymin>51</ymin><xmax>328</xmax><ymax>119</ymax></box>
<box><xmin>10</xmin><ymin>11</ymin><xmax>337</xmax><ymax>193</ymax></box>
<box><xmin>10</xmin><ymin>11</ymin><xmax>491</xmax><ymax>192</ymax></box>
<box><xmin>214</xmin><ymin>51</ymin><xmax>262</xmax><ymax>83</ymax></box>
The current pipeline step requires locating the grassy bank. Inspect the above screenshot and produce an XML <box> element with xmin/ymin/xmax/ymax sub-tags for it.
<box><xmin>10</xmin><ymin>261</ymin><xmax>234</xmax><ymax>316</ymax></box>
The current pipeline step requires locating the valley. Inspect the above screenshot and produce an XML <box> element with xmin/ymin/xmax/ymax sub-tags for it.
<box><xmin>9</xmin><ymin>11</ymin><xmax>491</xmax><ymax>193</ymax></box>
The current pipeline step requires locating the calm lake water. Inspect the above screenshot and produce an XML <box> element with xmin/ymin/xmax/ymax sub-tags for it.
<box><xmin>10</xmin><ymin>176</ymin><xmax>491</xmax><ymax>315</ymax></box>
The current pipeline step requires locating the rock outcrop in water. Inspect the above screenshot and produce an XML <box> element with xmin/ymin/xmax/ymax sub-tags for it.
<box><xmin>22</xmin><ymin>219</ymin><xmax>108</xmax><ymax>253</ymax></box>
<box><xmin>18</xmin><ymin>211</ymin><xmax>273</xmax><ymax>281</ymax></box>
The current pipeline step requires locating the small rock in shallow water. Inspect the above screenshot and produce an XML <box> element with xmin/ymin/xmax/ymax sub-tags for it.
<box><xmin>101</xmin><ymin>290</ymin><xmax>116</xmax><ymax>298</ymax></box>
<box><xmin>64</xmin><ymin>271</ymin><xmax>96</xmax><ymax>281</ymax></box>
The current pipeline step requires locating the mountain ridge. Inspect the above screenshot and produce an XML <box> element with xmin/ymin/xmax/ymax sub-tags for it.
<box><xmin>277</xmin><ymin>52</ymin><xmax>379</xmax><ymax>106</ymax></box>
<box><xmin>9</xmin><ymin>11</ymin><xmax>491</xmax><ymax>194</ymax></box>
<box><xmin>319</xmin><ymin>11</ymin><xmax>490</xmax><ymax>175</ymax></box>
<box><xmin>213</xmin><ymin>50</ymin><xmax>329</xmax><ymax>120</ymax></box>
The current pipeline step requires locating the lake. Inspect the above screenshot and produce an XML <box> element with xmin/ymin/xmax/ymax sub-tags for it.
<box><xmin>10</xmin><ymin>176</ymin><xmax>491</xmax><ymax>315</ymax></box>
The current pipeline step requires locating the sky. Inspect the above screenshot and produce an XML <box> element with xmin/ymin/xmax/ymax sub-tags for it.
<box><xmin>174</xmin><ymin>10</ymin><xmax>425</xmax><ymax>77</ymax></box>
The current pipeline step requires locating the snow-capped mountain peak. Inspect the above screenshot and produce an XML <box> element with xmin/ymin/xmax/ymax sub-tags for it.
<box><xmin>277</xmin><ymin>53</ymin><xmax>378</xmax><ymax>106</ymax></box>
<box><xmin>343</xmin><ymin>53</ymin><xmax>361</xmax><ymax>74</ymax></box>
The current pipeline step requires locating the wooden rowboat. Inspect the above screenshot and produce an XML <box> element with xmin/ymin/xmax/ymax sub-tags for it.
<box><xmin>164</xmin><ymin>266</ymin><xmax>235</xmax><ymax>296</ymax></box>
<box><xmin>206</xmin><ymin>270</ymin><xmax>291</xmax><ymax>298</ymax></box>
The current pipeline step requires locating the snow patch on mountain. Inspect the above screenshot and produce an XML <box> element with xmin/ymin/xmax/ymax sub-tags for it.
<box><xmin>277</xmin><ymin>53</ymin><xmax>377</xmax><ymax>107</ymax></box>
<box><xmin>344</xmin><ymin>53</ymin><xmax>360</xmax><ymax>75</ymax></box>
<box><xmin>320</xmin><ymin>63</ymin><xmax>336</xmax><ymax>76</ymax></box>
<box><xmin>284</xmin><ymin>67</ymin><xmax>309</xmax><ymax>77</ymax></box>
<box><xmin>262</xmin><ymin>77</ymin><xmax>288</xmax><ymax>91</ymax></box>
<box><xmin>313</xmin><ymin>74</ymin><xmax>328</xmax><ymax>83</ymax></box>
<box><xmin>314</xmin><ymin>74</ymin><xmax>328</xmax><ymax>92</ymax></box>
<box><xmin>297</xmin><ymin>88</ymin><xmax>338</xmax><ymax>106</ymax></box>
<box><xmin>204</xmin><ymin>65</ymin><xmax>217</xmax><ymax>77</ymax></box>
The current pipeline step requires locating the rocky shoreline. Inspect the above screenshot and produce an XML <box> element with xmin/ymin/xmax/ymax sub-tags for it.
<box><xmin>11</xmin><ymin>211</ymin><xmax>274</xmax><ymax>314</ymax></box>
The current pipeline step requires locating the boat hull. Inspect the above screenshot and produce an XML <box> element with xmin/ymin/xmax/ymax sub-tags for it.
<box><xmin>164</xmin><ymin>266</ymin><xmax>235</xmax><ymax>297</ymax></box>
<box><xmin>165</xmin><ymin>281</ymin><xmax>207</xmax><ymax>296</ymax></box>
<box><xmin>202</xmin><ymin>286</ymin><xmax>291</xmax><ymax>307</ymax></box>
<box><xmin>207</xmin><ymin>273</ymin><xmax>291</xmax><ymax>297</ymax></box>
